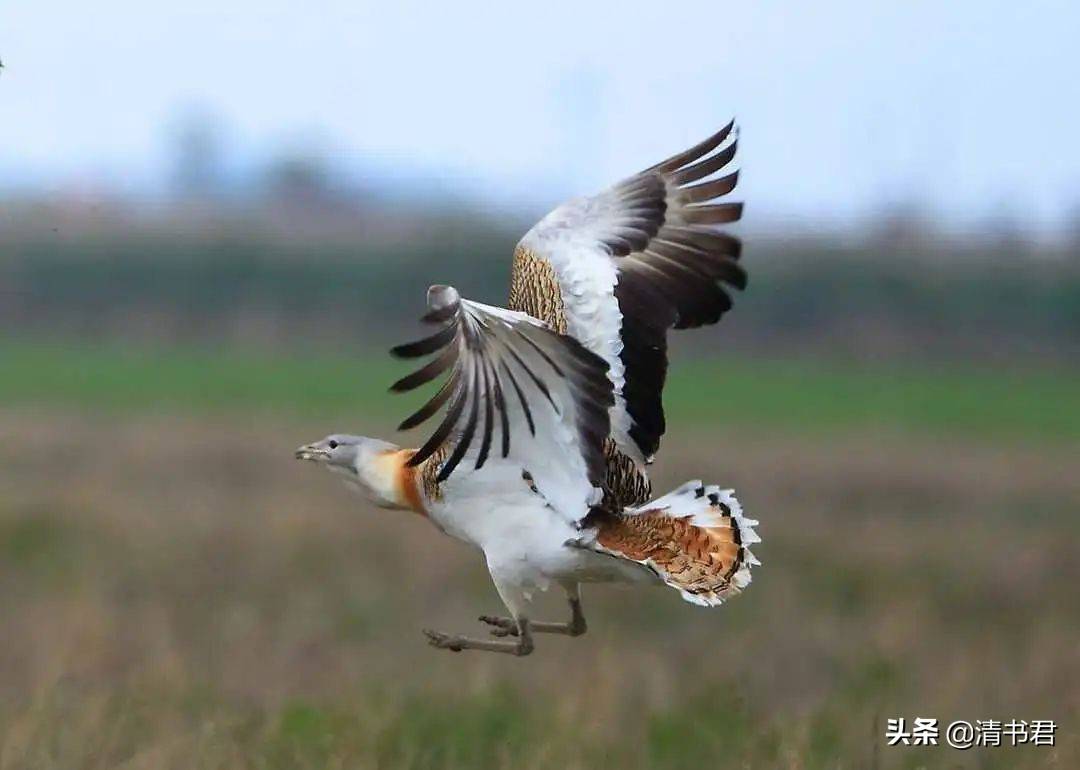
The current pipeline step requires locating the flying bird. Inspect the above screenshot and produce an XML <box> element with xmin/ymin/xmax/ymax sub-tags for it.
<box><xmin>297</xmin><ymin>123</ymin><xmax>760</xmax><ymax>656</ymax></box>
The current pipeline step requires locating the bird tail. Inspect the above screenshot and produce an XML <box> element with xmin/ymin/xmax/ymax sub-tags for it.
<box><xmin>575</xmin><ymin>481</ymin><xmax>760</xmax><ymax>606</ymax></box>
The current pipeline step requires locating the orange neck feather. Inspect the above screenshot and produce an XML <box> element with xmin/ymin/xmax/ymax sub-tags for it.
<box><xmin>376</xmin><ymin>449</ymin><xmax>428</xmax><ymax>516</ymax></box>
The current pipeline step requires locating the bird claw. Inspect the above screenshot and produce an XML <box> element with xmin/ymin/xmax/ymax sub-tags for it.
<box><xmin>422</xmin><ymin>628</ymin><xmax>463</xmax><ymax>651</ymax></box>
<box><xmin>478</xmin><ymin>615</ymin><xmax>518</xmax><ymax>637</ymax></box>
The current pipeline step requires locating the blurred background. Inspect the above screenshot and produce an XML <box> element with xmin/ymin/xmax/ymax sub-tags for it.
<box><xmin>1</xmin><ymin>2</ymin><xmax>1077</xmax><ymax>768</ymax></box>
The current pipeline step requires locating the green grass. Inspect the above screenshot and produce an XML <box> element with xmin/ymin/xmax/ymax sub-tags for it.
<box><xmin>2</xmin><ymin>341</ymin><xmax>1078</xmax><ymax>443</ymax></box>
<box><xmin>0</xmin><ymin>684</ymin><xmax>858</xmax><ymax>770</ymax></box>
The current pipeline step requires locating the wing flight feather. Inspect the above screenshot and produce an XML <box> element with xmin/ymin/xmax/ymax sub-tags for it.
<box><xmin>390</xmin><ymin>286</ymin><xmax>615</xmax><ymax>503</ymax></box>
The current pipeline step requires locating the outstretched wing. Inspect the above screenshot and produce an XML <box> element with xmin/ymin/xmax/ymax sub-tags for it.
<box><xmin>510</xmin><ymin>122</ymin><xmax>744</xmax><ymax>465</ymax></box>
<box><xmin>390</xmin><ymin>285</ymin><xmax>614</xmax><ymax>523</ymax></box>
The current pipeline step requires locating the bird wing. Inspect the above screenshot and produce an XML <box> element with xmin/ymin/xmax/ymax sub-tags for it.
<box><xmin>509</xmin><ymin>122</ymin><xmax>744</xmax><ymax>465</ymax></box>
<box><xmin>390</xmin><ymin>285</ymin><xmax>614</xmax><ymax>524</ymax></box>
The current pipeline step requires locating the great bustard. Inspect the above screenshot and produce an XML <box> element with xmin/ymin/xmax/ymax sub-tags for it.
<box><xmin>297</xmin><ymin>123</ymin><xmax>760</xmax><ymax>656</ymax></box>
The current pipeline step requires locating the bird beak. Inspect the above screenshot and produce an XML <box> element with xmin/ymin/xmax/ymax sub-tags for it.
<box><xmin>295</xmin><ymin>444</ymin><xmax>330</xmax><ymax>462</ymax></box>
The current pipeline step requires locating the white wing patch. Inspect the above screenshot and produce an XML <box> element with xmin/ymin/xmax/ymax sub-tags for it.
<box><xmin>520</xmin><ymin>218</ymin><xmax>635</xmax><ymax>462</ymax></box>
<box><xmin>517</xmin><ymin>123</ymin><xmax>744</xmax><ymax>465</ymax></box>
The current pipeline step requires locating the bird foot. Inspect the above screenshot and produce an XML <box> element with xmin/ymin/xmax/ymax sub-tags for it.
<box><xmin>423</xmin><ymin>628</ymin><xmax>466</xmax><ymax>651</ymax></box>
<box><xmin>421</xmin><ymin>625</ymin><xmax>534</xmax><ymax>656</ymax></box>
<box><xmin>478</xmin><ymin>615</ymin><xmax>518</xmax><ymax>637</ymax></box>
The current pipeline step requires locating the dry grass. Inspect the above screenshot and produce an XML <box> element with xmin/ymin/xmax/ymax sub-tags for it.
<box><xmin>0</xmin><ymin>410</ymin><xmax>1077</xmax><ymax>769</ymax></box>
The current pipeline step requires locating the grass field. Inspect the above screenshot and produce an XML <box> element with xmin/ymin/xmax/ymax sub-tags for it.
<box><xmin>1</xmin><ymin>346</ymin><xmax>1078</xmax><ymax>768</ymax></box>
<box><xmin>3</xmin><ymin>342</ymin><xmax>1079</xmax><ymax>442</ymax></box>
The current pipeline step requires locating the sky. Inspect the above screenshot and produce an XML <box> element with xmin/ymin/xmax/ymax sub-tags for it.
<box><xmin>2</xmin><ymin>0</ymin><xmax>1079</xmax><ymax>234</ymax></box>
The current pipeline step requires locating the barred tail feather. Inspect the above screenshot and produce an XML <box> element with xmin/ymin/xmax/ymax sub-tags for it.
<box><xmin>586</xmin><ymin>480</ymin><xmax>760</xmax><ymax>607</ymax></box>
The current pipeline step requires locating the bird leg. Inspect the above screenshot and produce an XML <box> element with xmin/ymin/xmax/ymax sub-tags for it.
<box><xmin>479</xmin><ymin>596</ymin><xmax>587</xmax><ymax>638</ymax></box>
<box><xmin>423</xmin><ymin>618</ymin><xmax>534</xmax><ymax>656</ymax></box>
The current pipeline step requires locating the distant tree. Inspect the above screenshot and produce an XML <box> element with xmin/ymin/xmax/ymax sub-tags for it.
<box><xmin>168</xmin><ymin>107</ymin><xmax>228</xmax><ymax>200</ymax></box>
<box><xmin>868</xmin><ymin>200</ymin><xmax>935</xmax><ymax>250</ymax></box>
<box><xmin>978</xmin><ymin>198</ymin><xmax>1030</xmax><ymax>256</ymax></box>
<box><xmin>262</xmin><ymin>153</ymin><xmax>335</xmax><ymax>206</ymax></box>
<box><xmin>1064</xmin><ymin>202</ymin><xmax>1080</xmax><ymax>254</ymax></box>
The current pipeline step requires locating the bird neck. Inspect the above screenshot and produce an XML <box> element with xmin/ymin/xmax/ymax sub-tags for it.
<box><xmin>362</xmin><ymin>448</ymin><xmax>428</xmax><ymax>516</ymax></box>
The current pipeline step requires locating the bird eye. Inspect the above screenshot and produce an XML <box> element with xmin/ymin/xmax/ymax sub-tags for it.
<box><xmin>328</xmin><ymin>440</ymin><xmax>339</xmax><ymax>449</ymax></box>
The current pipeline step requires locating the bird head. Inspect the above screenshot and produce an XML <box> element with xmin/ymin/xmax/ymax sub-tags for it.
<box><xmin>295</xmin><ymin>433</ymin><xmax>410</xmax><ymax>510</ymax></box>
